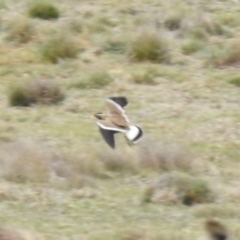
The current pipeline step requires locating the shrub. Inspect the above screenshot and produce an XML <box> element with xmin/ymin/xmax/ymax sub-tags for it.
<box><xmin>4</xmin><ymin>16</ymin><xmax>35</xmax><ymax>43</ymax></box>
<box><xmin>40</xmin><ymin>33</ymin><xmax>80</xmax><ymax>63</ymax></box>
<box><xmin>96</xmin><ymin>149</ymin><xmax>137</xmax><ymax>173</ymax></box>
<box><xmin>229</xmin><ymin>75</ymin><xmax>240</xmax><ymax>87</ymax></box>
<box><xmin>130</xmin><ymin>67</ymin><xmax>159</xmax><ymax>85</ymax></box>
<box><xmin>181</xmin><ymin>39</ymin><xmax>203</xmax><ymax>55</ymax></box>
<box><xmin>206</xmin><ymin>39</ymin><xmax>240</xmax><ymax>67</ymax></box>
<box><xmin>146</xmin><ymin>172</ymin><xmax>214</xmax><ymax>206</ymax></box>
<box><xmin>102</xmin><ymin>38</ymin><xmax>126</xmax><ymax>54</ymax></box>
<box><xmin>0</xmin><ymin>140</ymin><xmax>102</xmax><ymax>188</ymax></box>
<box><xmin>9</xmin><ymin>79</ymin><xmax>64</xmax><ymax>107</ymax></box>
<box><xmin>0</xmin><ymin>140</ymin><xmax>54</xmax><ymax>183</ymax></box>
<box><xmin>137</xmin><ymin>140</ymin><xmax>193</xmax><ymax>172</ymax></box>
<box><xmin>28</xmin><ymin>1</ymin><xmax>60</xmax><ymax>20</ymax></box>
<box><xmin>164</xmin><ymin>13</ymin><xmax>183</xmax><ymax>31</ymax></box>
<box><xmin>128</xmin><ymin>30</ymin><xmax>170</xmax><ymax>63</ymax></box>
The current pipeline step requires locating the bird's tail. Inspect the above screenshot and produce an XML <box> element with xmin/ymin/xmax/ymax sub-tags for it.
<box><xmin>125</xmin><ymin>125</ymin><xmax>143</xmax><ymax>144</ymax></box>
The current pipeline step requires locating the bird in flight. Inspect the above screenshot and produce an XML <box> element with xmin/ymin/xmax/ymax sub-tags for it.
<box><xmin>92</xmin><ymin>97</ymin><xmax>143</xmax><ymax>148</ymax></box>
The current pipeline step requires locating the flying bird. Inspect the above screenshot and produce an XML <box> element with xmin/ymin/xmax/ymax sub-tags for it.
<box><xmin>92</xmin><ymin>97</ymin><xmax>143</xmax><ymax>148</ymax></box>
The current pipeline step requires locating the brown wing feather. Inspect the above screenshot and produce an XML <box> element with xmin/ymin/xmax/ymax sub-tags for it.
<box><xmin>105</xmin><ymin>100</ymin><xmax>129</xmax><ymax>128</ymax></box>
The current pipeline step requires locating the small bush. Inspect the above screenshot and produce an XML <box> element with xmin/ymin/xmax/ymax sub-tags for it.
<box><xmin>96</xmin><ymin>149</ymin><xmax>137</xmax><ymax>173</ymax></box>
<box><xmin>130</xmin><ymin>67</ymin><xmax>159</xmax><ymax>85</ymax></box>
<box><xmin>67</xmin><ymin>18</ymin><xmax>84</xmax><ymax>33</ymax></box>
<box><xmin>0</xmin><ymin>140</ymin><xmax>54</xmax><ymax>183</ymax></box>
<box><xmin>146</xmin><ymin>172</ymin><xmax>214</xmax><ymax>206</ymax></box>
<box><xmin>69</xmin><ymin>70</ymin><xmax>113</xmax><ymax>89</ymax></box>
<box><xmin>137</xmin><ymin>140</ymin><xmax>193</xmax><ymax>172</ymax></box>
<box><xmin>9</xmin><ymin>79</ymin><xmax>64</xmax><ymax>107</ymax></box>
<box><xmin>128</xmin><ymin>30</ymin><xmax>170</xmax><ymax>63</ymax></box>
<box><xmin>0</xmin><ymin>140</ymin><xmax>102</xmax><ymax>188</ymax></box>
<box><xmin>28</xmin><ymin>1</ymin><xmax>60</xmax><ymax>20</ymax></box>
<box><xmin>206</xmin><ymin>39</ymin><xmax>240</xmax><ymax>67</ymax></box>
<box><xmin>40</xmin><ymin>33</ymin><xmax>80</xmax><ymax>63</ymax></box>
<box><xmin>102</xmin><ymin>38</ymin><xmax>126</xmax><ymax>54</ymax></box>
<box><xmin>181</xmin><ymin>39</ymin><xmax>203</xmax><ymax>55</ymax></box>
<box><xmin>229</xmin><ymin>76</ymin><xmax>240</xmax><ymax>87</ymax></box>
<box><xmin>164</xmin><ymin>13</ymin><xmax>183</xmax><ymax>31</ymax></box>
<box><xmin>4</xmin><ymin>16</ymin><xmax>35</xmax><ymax>43</ymax></box>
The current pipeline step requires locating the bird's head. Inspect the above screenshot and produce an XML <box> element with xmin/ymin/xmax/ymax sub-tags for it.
<box><xmin>93</xmin><ymin>112</ymin><xmax>105</xmax><ymax>120</ymax></box>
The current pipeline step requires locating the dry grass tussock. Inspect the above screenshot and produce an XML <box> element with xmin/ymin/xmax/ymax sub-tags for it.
<box><xmin>28</xmin><ymin>1</ymin><xmax>60</xmax><ymax>20</ymax></box>
<box><xmin>4</xmin><ymin>15</ymin><xmax>35</xmax><ymax>44</ymax></box>
<box><xmin>8</xmin><ymin>79</ymin><xmax>64</xmax><ymax>107</ymax></box>
<box><xmin>127</xmin><ymin>29</ymin><xmax>170</xmax><ymax>63</ymax></box>
<box><xmin>129</xmin><ymin>67</ymin><xmax>159</xmax><ymax>85</ymax></box>
<box><xmin>142</xmin><ymin>171</ymin><xmax>215</xmax><ymax>206</ymax></box>
<box><xmin>207</xmin><ymin>38</ymin><xmax>240</xmax><ymax>67</ymax></box>
<box><xmin>0</xmin><ymin>139</ymin><xmax>103</xmax><ymax>188</ymax></box>
<box><xmin>137</xmin><ymin>139</ymin><xmax>194</xmax><ymax>172</ymax></box>
<box><xmin>0</xmin><ymin>138</ymin><xmax>200</xmax><ymax>186</ymax></box>
<box><xmin>40</xmin><ymin>32</ymin><xmax>81</xmax><ymax>63</ymax></box>
<box><xmin>0</xmin><ymin>228</ymin><xmax>42</xmax><ymax>240</ymax></box>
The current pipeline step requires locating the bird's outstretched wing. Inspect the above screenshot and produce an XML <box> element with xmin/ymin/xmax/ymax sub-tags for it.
<box><xmin>98</xmin><ymin>127</ymin><xmax>118</xmax><ymax>149</ymax></box>
<box><xmin>108</xmin><ymin>97</ymin><xmax>128</xmax><ymax>108</ymax></box>
<box><xmin>105</xmin><ymin>98</ymin><xmax>130</xmax><ymax>124</ymax></box>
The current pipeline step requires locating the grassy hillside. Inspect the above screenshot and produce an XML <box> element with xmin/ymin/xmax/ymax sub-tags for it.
<box><xmin>0</xmin><ymin>0</ymin><xmax>240</xmax><ymax>239</ymax></box>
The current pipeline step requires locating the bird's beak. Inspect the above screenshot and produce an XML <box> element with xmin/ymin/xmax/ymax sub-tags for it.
<box><xmin>90</xmin><ymin>115</ymin><xmax>95</xmax><ymax>119</ymax></box>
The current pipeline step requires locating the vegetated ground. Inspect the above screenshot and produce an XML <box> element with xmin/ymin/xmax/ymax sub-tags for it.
<box><xmin>0</xmin><ymin>0</ymin><xmax>240</xmax><ymax>239</ymax></box>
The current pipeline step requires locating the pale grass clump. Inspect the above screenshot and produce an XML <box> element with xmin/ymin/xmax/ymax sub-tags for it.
<box><xmin>206</xmin><ymin>39</ymin><xmax>240</xmax><ymax>67</ymax></box>
<box><xmin>87</xmin><ymin>15</ymin><xmax>116</xmax><ymax>33</ymax></box>
<box><xmin>8</xmin><ymin>79</ymin><xmax>64</xmax><ymax>107</ymax></box>
<box><xmin>96</xmin><ymin>148</ymin><xmax>138</xmax><ymax>174</ymax></box>
<box><xmin>69</xmin><ymin>70</ymin><xmax>114</xmax><ymax>89</ymax></box>
<box><xmin>0</xmin><ymin>228</ymin><xmax>42</xmax><ymax>240</ymax></box>
<box><xmin>102</xmin><ymin>37</ymin><xmax>126</xmax><ymax>54</ymax></box>
<box><xmin>164</xmin><ymin>12</ymin><xmax>185</xmax><ymax>31</ymax></box>
<box><xmin>4</xmin><ymin>15</ymin><xmax>35</xmax><ymax>43</ymax></box>
<box><xmin>128</xmin><ymin>30</ymin><xmax>170</xmax><ymax>63</ymax></box>
<box><xmin>142</xmin><ymin>172</ymin><xmax>214</xmax><ymax>206</ymax></box>
<box><xmin>54</xmin><ymin>149</ymin><xmax>105</xmax><ymax>188</ymax></box>
<box><xmin>181</xmin><ymin>39</ymin><xmax>203</xmax><ymax>55</ymax></box>
<box><xmin>229</xmin><ymin>75</ymin><xmax>240</xmax><ymax>87</ymax></box>
<box><xmin>0</xmin><ymin>139</ymin><xmax>54</xmax><ymax>183</ymax></box>
<box><xmin>130</xmin><ymin>67</ymin><xmax>159</xmax><ymax>85</ymax></box>
<box><xmin>28</xmin><ymin>0</ymin><xmax>60</xmax><ymax>20</ymax></box>
<box><xmin>40</xmin><ymin>33</ymin><xmax>81</xmax><ymax>63</ymax></box>
<box><xmin>137</xmin><ymin>139</ymin><xmax>194</xmax><ymax>172</ymax></box>
<box><xmin>0</xmin><ymin>140</ymin><xmax>102</xmax><ymax>188</ymax></box>
<box><xmin>180</xmin><ymin>15</ymin><xmax>228</xmax><ymax>39</ymax></box>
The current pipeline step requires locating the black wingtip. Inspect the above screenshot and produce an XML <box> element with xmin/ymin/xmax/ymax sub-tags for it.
<box><xmin>108</xmin><ymin>97</ymin><xmax>128</xmax><ymax>108</ymax></box>
<box><xmin>98</xmin><ymin>127</ymin><xmax>118</xmax><ymax>149</ymax></box>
